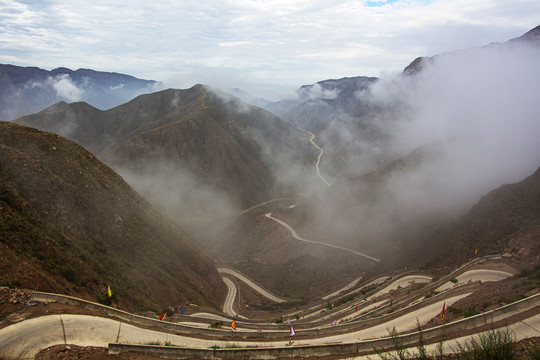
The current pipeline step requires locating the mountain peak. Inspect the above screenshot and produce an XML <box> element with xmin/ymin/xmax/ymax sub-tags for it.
<box><xmin>511</xmin><ymin>24</ymin><xmax>540</xmax><ymax>45</ymax></box>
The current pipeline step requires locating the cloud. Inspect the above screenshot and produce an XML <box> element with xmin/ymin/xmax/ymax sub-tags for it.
<box><xmin>301</xmin><ymin>39</ymin><xmax>540</xmax><ymax>255</ymax></box>
<box><xmin>298</xmin><ymin>83</ymin><xmax>339</xmax><ymax>100</ymax></box>
<box><xmin>1</xmin><ymin>0</ymin><xmax>538</xmax><ymax>94</ymax></box>
<box><xmin>48</xmin><ymin>74</ymin><xmax>84</xmax><ymax>102</ymax></box>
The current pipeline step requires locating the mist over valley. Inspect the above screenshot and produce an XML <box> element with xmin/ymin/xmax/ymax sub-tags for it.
<box><xmin>1</xmin><ymin>25</ymin><xmax>540</xmax><ymax>320</ymax></box>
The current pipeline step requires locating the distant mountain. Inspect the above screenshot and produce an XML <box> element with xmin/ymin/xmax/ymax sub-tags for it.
<box><xmin>264</xmin><ymin>76</ymin><xmax>378</xmax><ymax>132</ymax></box>
<box><xmin>0</xmin><ymin>121</ymin><xmax>226</xmax><ymax>311</ymax></box>
<box><xmin>403</xmin><ymin>25</ymin><xmax>540</xmax><ymax>75</ymax></box>
<box><xmin>0</xmin><ymin>64</ymin><xmax>158</xmax><ymax>120</ymax></box>
<box><xmin>15</xmin><ymin>85</ymin><xmax>317</xmax><ymax>226</ymax></box>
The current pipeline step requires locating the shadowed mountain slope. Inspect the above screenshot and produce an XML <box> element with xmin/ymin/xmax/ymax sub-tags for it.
<box><xmin>0</xmin><ymin>121</ymin><xmax>226</xmax><ymax>311</ymax></box>
<box><xmin>397</xmin><ymin>166</ymin><xmax>540</xmax><ymax>270</ymax></box>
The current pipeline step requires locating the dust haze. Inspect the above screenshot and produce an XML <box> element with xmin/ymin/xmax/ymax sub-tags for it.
<box><xmin>296</xmin><ymin>40</ymin><xmax>540</xmax><ymax>258</ymax></box>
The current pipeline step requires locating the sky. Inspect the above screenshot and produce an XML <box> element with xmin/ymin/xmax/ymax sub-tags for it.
<box><xmin>0</xmin><ymin>0</ymin><xmax>539</xmax><ymax>98</ymax></box>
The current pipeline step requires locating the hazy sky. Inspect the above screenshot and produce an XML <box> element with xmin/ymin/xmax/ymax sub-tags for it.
<box><xmin>0</xmin><ymin>0</ymin><xmax>538</xmax><ymax>97</ymax></box>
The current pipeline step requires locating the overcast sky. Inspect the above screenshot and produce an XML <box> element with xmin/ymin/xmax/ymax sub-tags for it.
<box><xmin>0</xmin><ymin>0</ymin><xmax>538</xmax><ymax>97</ymax></box>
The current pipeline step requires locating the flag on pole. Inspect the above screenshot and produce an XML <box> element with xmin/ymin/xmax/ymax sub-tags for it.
<box><xmin>266</xmin><ymin>312</ymin><xmax>269</xmax><ymax>319</ymax></box>
<box><xmin>107</xmin><ymin>286</ymin><xmax>112</xmax><ymax>298</ymax></box>
<box><xmin>331</xmin><ymin>319</ymin><xmax>337</xmax><ymax>326</ymax></box>
<box><xmin>475</xmin><ymin>248</ymin><xmax>478</xmax><ymax>255</ymax></box>
<box><xmin>355</xmin><ymin>305</ymin><xmax>358</xmax><ymax>313</ymax></box>
<box><xmin>181</xmin><ymin>306</ymin><xmax>184</xmax><ymax>315</ymax></box>
<box><xmin>230</xmin><ymin>319</ymin><xmax>237</xmax><ymax>330</ymax></box>
<box><xmin>440</xmin><ymin>302</ymin><xmax>446</xmax><ymax>321</ymax></box>
<box><xmin>289</xmin><ymin>324</ymin><xmax>296</xmax><ymax>337</ymax></box>
<box><xmin>389</xmin><ymin>300</ymin><xmax>393</xmax><ymax>311</ymax></box>
<box><xmin>158</xmin><ymin>313</ymin><xmax>167</xmax><ymax>321</ymax></box>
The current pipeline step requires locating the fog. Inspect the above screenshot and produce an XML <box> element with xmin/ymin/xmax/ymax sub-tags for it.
<box><xmin>115</xmin><ymin>160</ymin><xmax>242</xmax><ymax>247</ymax></box>
<box><xmin>299</xmin><ymin>40</ymin><xmax>540</xmax><ymax>255</ymax></box>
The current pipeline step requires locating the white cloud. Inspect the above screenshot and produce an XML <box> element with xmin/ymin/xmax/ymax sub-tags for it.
<box><xmin>0</xmin><ymin>0</ymin><xmax>538</xmax><ymax>93</ymax></box>
<box><xmin>49</xmin><ymin>74</ymin><xmax>84</xmax><ymax>102</ymax></box>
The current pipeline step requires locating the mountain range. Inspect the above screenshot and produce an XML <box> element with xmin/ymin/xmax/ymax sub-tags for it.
<box><xmin>14</xmin><ymin>85</ymin><xmax>318</xmax><ymax>230</ymax></box>
<box><xmin>1</xmin><ymin>25</ymin><xmax>539</xmax><ymax>309</ymax></box>
<box><xmin>0</xmin><ymin>64</ymin><xmax>158</xmax><ymax>121</ymax></box>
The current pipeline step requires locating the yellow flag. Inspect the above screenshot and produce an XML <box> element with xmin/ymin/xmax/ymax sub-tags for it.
<box><xmin>475</xmin><ymin>248</ymin><xmax>478</xmax><ymax>255</ymax></box>
<box><xmin>440</xmin><ymin>302</ymin><xmax>446</xmax><ymax>321</ymax></box>
<box><xmin>107</xmin><ymin>286</ymin><xmax>112</xmax><ymax>298</ymax></box>
<box><xmin>230</xmin><ymin>319</ymin><xmax>237</xmax><ymax>330</ymax></box>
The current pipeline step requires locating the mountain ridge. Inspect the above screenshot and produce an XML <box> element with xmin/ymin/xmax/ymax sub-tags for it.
<box><xmin>0</xmin><ymin>64</ymin><xmax>158</xmax><ymax>121</ymax></box>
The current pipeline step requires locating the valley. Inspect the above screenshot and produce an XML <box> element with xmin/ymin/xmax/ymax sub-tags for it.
<box><xmin>1</xmin><ymin>24</ymin><xmax>540</xmax><ymax>359</ymax></box>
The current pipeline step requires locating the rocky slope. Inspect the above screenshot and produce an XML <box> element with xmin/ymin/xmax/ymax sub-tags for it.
<box><xmin>0</xmin><ymin>121</ymin><xmax>226</xmax><ymax>311</ymax></box>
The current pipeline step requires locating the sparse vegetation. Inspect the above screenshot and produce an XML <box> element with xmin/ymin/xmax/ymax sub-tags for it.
<box><xmin>447</xmin><ymin>305</ymin><xmax>478</xmax><ymax>318</ymax></box>
<box><xmin>452</xmin><ymin>328</ymin><xmax>516</xmax><ymax>360</ymax></box>
<box><xmin>372</xmin><ymin>327</ymin><xmax>522</xmax><ymax>360</ymax></box>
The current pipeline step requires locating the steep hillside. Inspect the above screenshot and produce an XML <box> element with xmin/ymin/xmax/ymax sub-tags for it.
<box><xmin>0</xmin><ymin>121</ymin><xmax>226</xmax><ymax>311</ymax></box>
<box><xmin>400</xmin><ymin>166</ymin><xmax>540</xmax><ymax>269</ymax></box>
<box><xmin>0</xmin><ymin>64</ymin><xmax>157</xmax><ymax>120</ymax></box>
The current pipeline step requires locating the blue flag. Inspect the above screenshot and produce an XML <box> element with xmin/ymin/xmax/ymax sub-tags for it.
<box><xmin>181</xmin><ymin>306</ymin><xmax>184</xmax><ymax>315</ymax></box>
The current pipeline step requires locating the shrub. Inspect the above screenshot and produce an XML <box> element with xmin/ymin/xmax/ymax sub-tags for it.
<box><xmin>452</xmin><ymin>328</ymin><xmax>516</xmax><ymax>360</ymax></box>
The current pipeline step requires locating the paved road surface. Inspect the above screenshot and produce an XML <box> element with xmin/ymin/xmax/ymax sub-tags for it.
<box><xmin>307</xmin><ymin>131</ymin><xmax>331</xmax><ymax>186</ymax></box>
<box><xmin>436</xmin><ymin>269</ymin><xmax>514</xmax><ymax>292</ymax></box>
<box><xmin>368</xmin><ymin>275</ymin><xmax>432</xmax><ymax>300</ymax></box>
<box><xmin>222</xmin><ymin>277</ymin><xmax>238</xmax><ymax>317</ymax></box>
<box><xmin>218</xmin><ymin>267</ymin><xmax>286</xmax><ymax>303</ymax></box>
<box><xmin>265</xmin><ymin>213</ymin><xmax>380</xmax><ymax>262</ymax></box>
<box><xmin>4</xmin><ymin>293</ymin><xmax>540</xmax><ymax>359</ymax></box>
<box><xmin>322</xmin><ymin>275</ymin><xmax>364</xmax><ymax>300</ymax></box>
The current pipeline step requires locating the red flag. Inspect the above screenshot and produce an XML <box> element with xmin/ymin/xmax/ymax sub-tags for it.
<box><xmin>266</xmin><ymin>312</ymin><xmax>269</xmax><ymax>319</ymax></box>
<box><xmin>230</xmin><ymin>319</ymin><xmax>237</xmax><ymax>330</ymax></box>
<box><xmin>440</xmin><ymin>302</ymin><xmax>446</xmax><ymax>321</ymax></box>
<box><xmin>158</xmin><ymin>313</ymin><xmax>167</xmax><ymax>321</ymax></box>
<box><xmin>289</xmin><ymin>324</ymin><xmax>296</xmax><ymax>337</ymax></box>
<box><xmin>355</xmin><ymin>305</ymin><xmax>358</xmax><ymax>313</ymax></box>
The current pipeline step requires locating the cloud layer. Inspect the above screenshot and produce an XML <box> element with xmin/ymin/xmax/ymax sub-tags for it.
<box><xmin>303</xmin><ymin>39</ymin><xmax>540</xmax><ymax>255</ymax></box>
<box><xmin>1</xmin><ymin>1</ymin><xmax>539</xmax><ymax>97</ymax></box>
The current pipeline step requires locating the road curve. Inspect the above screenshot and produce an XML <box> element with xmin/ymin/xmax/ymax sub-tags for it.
<box><xmin>218</xmin><ymin>267</ymin><xmax>286</xmax><ymax>303</ymax></box>
<box><xmin>321</xmin><ymin>275</ymin><xmax>364</xmax><ymax>300</ymax></box>
<box><xmin>307</xmin><ymin>131</ymin><xmax>331</xmax><ymax>187</ymax></box>
<box><xmin>0</xmin><ymin>314</ymin><xmax>235</xmax><ymax>359</ymax></box>
<box><xmin>3</xmin><ymin>293</ymin><xmax>540</xmax><ymax>359</ymax></box>
<box><xmin>265</xmin><ymin>212</ymin><xmax>380</xmax><ymax>262</ymax></box>
<box><xmin>222</xmin><ymin>277</ymin><xmax>238</xmax><ymax>317</ymax></box>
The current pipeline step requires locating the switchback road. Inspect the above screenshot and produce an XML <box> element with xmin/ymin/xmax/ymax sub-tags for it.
<box><xmin>218</xmin><ymin>267</ymin><xmax>286</xmax><ymax>303</ymax></box>
<box><xmin>265</xmin><ymin>212</ymin><xmax>380</xmax><ymax>262</ymax></box>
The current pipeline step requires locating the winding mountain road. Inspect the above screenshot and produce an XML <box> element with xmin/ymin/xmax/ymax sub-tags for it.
<box><xmin>222</xmin><ymin>277</ymin><xmax>238</xmax><ymax>317</ymax></box>
<box><xmin>307</xmin><ymin>131</ymin><xmax>331</xmax><ymax>186</ymax></box>
<box><xmin>218</xmin><ymin>267</ymin><xmax>286</xmax><ymax>303</ymax></box>
<box><xmin>265</xmin><ymin>212</ymin><xmax>380</xmax><ymax>262</ymax></box>
<box><xmin>4</xmin><ymin>293</ymin><xmax>540</xmax><ymax>359</ymax></box>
